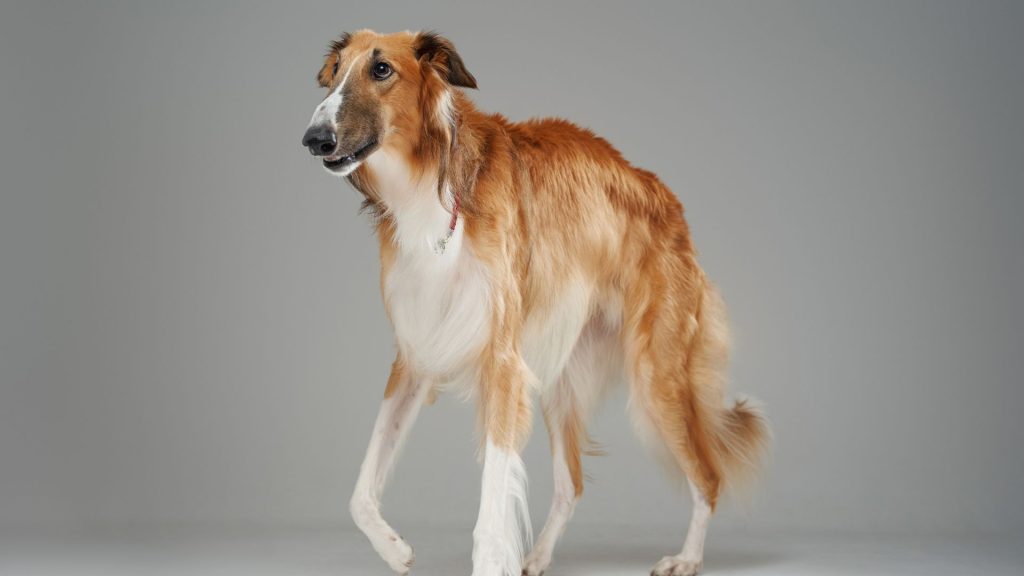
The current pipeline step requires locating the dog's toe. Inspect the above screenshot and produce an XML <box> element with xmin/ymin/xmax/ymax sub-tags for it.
<box><xmin>651</xmin><ymin>555</ymin><xmax>702</xmax><ymax>576</ymax></box>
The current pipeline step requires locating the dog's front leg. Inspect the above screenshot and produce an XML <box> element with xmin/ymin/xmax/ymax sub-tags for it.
<box><xmin>471</xmin><ymin>357</ymin><xmax>534</xmax><ymax>576</ymax></box>
<box><xmin>350</xmin><ymin>358</ymin><xmax>429</xmax><ymax>575</ymax></box>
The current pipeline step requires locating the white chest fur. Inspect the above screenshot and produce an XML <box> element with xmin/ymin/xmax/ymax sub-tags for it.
<box><xmin>368</xmin><ymin>149</ymin><xmax>604</xmax><ymax>395</ymax></box>
<box><xmin>370</xmin><ymin>149</ymin><xmax>492</xmax><ymax>379</ymax></box>
<box><xmin>384</xmin><ymin>241</ymin><xmax>491</xmax><ymax>378</ymax></box>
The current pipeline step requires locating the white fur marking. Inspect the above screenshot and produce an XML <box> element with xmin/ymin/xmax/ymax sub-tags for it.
<box><xmin>368</xmin><ymin>148</ymin><xmax>459</xmax><ymax>253</ymax></box>
<box><xmin>371</xmin><ymin>148</ymin><xmax>491</xmax><ymax>380</ymax></box>
<box><xmin>472</xmin><ymin>440</ymin><xmax>532</xmax><ymax>576</ymax></box>
<box><xmin>307</xmin><ymin>52</ymin><xmax>370</xmax><ymax>178</ymax></box>
<box><xmin>350</xmin><ymin>377</ymin><xmax>430</xmax><ymax>574</ymax></box>
<box><xmin>651</xmin><ymin>479</ymin><xmax>711</xmax><ymax>576</ymax></box>
<box><xmin>522</xmin><ymin>428</ymin><xmax>576</xmax><ymax>575</ymax></box>
<box><xmin>682</xmin><ymin>479</ymin><xmax>711</xmax><ymax>562</ymax></box>
<box><xmin>309</xmin><ymin>53</ymin><xmax>363</xmax><ymax>131</ymax></box>
<box><xmin>436</xmin><ymin>89</ymin><xmax>455</xmax><ymax>129</ymax></box>
<box><xmin>328</xmin><ymin>159</ymin><xmax>363</xmax><ymax>178</ymax></box>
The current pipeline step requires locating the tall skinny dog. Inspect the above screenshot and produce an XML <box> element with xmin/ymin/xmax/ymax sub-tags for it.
<box><xmin>301</xmin><ymin>30</ymin><xmax>769</xmax><ymax>576</ymax></box>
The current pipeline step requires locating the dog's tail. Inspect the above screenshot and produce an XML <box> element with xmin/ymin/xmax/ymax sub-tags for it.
<box><xmin>689</xmin><ymin>284</ymin><xmax>771</xmax><ymax>497</ymax></box>
<box><xmin>710</xmin><ymin>397</ymin><xmax>770</xmax><ymax>493</ymax></box>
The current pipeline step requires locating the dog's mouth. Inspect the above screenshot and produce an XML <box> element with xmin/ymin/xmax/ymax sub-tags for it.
<box><xmin>323</xmin><ymin>138</ymin><xmax>378</xmax><ymax>172</ymax></box>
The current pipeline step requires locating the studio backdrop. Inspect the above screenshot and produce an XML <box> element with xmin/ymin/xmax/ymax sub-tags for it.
<box><xmin>1</xmin><ymin>0</ymin><xmax>1022</xmax><ymax>541</ymax></box>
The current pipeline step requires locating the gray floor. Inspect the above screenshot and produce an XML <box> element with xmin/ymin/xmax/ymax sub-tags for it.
<box><xmin>1</xmin><ymin>525</ymin><xmax>1021</xmax><ymax>576</ymax></box>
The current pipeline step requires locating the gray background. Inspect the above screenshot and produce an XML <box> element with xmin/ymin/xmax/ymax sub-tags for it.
<box><xmin>1</xmin><ymin>0</ymin><xmax>1022</xmax><ymax>545</ymax></box>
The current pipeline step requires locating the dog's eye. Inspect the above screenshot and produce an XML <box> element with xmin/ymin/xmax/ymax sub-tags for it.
<box><xmin>372</xmin><ymin>62</ymin><xmax>393</xmax><ymax>80</ymax></box>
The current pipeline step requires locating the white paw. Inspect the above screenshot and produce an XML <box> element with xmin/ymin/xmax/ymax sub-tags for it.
<box><xmin>371</xmin><ymin>533</ymin><xmax>414</xmax><ymax>575</ymax></box>
<box><xmin>351</xmin><ymin>497</ymin><xmax>414</xmax><ymax>574</ymax></box>
<box><xmin>521</xmin><ymin>549</ymin><xmax>551</xmax><ymax>576</ymax></box>
<box><xmin>651</xmin><ymin>555</ymin><xmax>702</xmax><ymax>576</ymax></box>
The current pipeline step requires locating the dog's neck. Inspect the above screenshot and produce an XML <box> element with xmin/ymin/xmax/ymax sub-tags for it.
<box><xmin>354</xmin><ymin>92</ymin><xmax>478</xmax><ymax>257</ymax></box>
<box><xmin>359</xmin><ymin>148</ymin><xmax>453</xmax><ymax>257</ymax></box>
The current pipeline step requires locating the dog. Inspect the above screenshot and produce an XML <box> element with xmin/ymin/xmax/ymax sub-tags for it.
<box><xmin>301</xmin><ymin>30</ymin><xmax>769</xmax><ymax>576</ymax></box>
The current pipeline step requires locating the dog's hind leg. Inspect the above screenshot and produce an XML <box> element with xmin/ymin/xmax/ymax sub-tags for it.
<box><xmin>648</xmin><ymin>479</ymin><xmax>713</xmax><ymax>576</ymax></box>
<box><xmin>350</xmin><ymin>357</ymin><xmax>430</xmax><ymax>575</ymax></box>
<box><xmin>521</xmin><ymin>392</ymin><xmax>584</xmax><ymax>576</ymax></box>
<box><xmin>523</xmin><ymin>320</ymin><xmax>619</xmax><ymax>576</ymax></box>
<box><xmin>626</xmin><ymin>277</ymin><xmax>768</xmax><ymax>576</ymax></box>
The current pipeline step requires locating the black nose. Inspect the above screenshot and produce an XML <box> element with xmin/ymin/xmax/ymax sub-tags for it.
<box><xmin>302</xmin><ymin>125</ymin><xmax>338</xmax><ymax>157</ymax></box>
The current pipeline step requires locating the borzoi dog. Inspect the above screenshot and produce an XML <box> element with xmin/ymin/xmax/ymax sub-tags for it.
<box><xmin>301</xmin><ymin>30</ymin><xmax>768</xmax><ymax>576</ymax></box>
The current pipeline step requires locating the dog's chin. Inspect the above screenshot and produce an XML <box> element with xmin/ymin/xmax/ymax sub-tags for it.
<box><xmin>323</xmin><ymin>158</ymin><xmax>362</xmax><ymax>177</ymax></box>
<box><xmin>322</xmin><ymin>138</ymin><xmax>378</xmax><ymax>178</ymax></box>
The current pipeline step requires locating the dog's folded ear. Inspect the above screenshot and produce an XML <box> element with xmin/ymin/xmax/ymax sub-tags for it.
<box><xmin>414</xmin><ymin>31</ymin><xmax>477</xmax><ymax>89</ymax></box>
<box><xmin>316</xmin><ymin>32</ymin><xmax>351</xmax><ymax>88</ymax></box>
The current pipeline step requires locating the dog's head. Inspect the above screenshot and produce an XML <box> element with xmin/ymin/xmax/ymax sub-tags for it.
<box><xmin>301</xmin><ymin>30</ymin><xmax>476</xmax><ymax>177</ymax></box>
